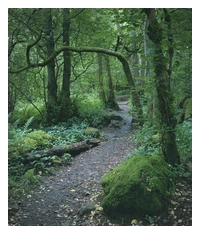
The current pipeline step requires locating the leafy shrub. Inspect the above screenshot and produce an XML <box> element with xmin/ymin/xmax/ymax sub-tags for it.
<box><xmin>75</xmin><ymin>95</ymin><xmax>106</xmax><ymax>127</ymax></box>
<box><xmin>8</xmin><ymin>117</ymin><xmax>34</xmax><ymax>155</ymax></box>
<box><xmin>175</xmin><ymin>119</ymin><xmax>192</xmax><ymax>163</ymax></box>
<box><xmin>133</xmin><ymin>124</ymin><xmax>161</xmax><ymax>157</ymax></box>
<box><xmin>83</xmin><ymin>127</ymin><xmax>101</xmax><ymax>138</ymax></box>
<box><xmin>46</xmin><ymin>122</ymin><xmax>89</xmax><ymax>147</ymax></box>
<box><xmin>11</xmin><ymin>101</ymin><xmax>45</xmax><ymax>126</ymax></box>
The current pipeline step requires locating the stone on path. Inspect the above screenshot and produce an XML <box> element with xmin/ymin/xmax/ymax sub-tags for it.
<box><xmin>79</xmin><ymin>200</ymin><xmax>95</xmax><ymax>216</ymax></box>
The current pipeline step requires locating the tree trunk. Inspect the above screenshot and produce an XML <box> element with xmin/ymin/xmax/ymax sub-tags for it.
<box><xmin>104</xmin><ymin>55</ymin><xmax>119</xmax><ymax>110</ymax></box>
<box><xmin>164</xmin><ymin>8</ymin><xmax>174</xmax><ymax>92</ymax></box>
<box><xmin>58</xmin><ymin>8</ymin><xmax>73</xmax><ymax>122</ymax></box>
<box><xmin>97</xmin><ymin>53</ymin><xmax>107</xmax><ymax>105</ymax></box>
<box><xmin>23</xmin><ymin>139</ymin><xmax>100</xmax><ymax>163</ymax></box>
<box><xmin>15</xmin><ymin>45</ymin><xmax>144</xmax><ymax>125</ymax></box>
<box><xmin>145</xmin><ymin>8</ymin><xmax>180</xmax><ymax>166</ymax></box>
<box><xmin>8</xmin><ymin>80</ymin><xmax>16</xmax><ymax>114</ymax></box>
<box><xmin>45</xmin><ymin>9</ymin><xmax>58</xmax><ymax>124</ymax></box>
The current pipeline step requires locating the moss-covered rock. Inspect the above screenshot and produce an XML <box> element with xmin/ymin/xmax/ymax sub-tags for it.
<box><xmin>101</xmin><ymin>155</ymin><xmax>174</xmax><ymax>216</ymax></box>
<box><xmin>27</xmin><ymin>130</ymin><xmax>54</xmax><ymax>146</ymax></box>
<box><xmin>12</xmin><ymin>130</ymin><xmax>54</xmax><ymax>155</ymax></box>
<box><xmin>83</xmin><ymin>127</ymin><xmax>101</xmax><ymax>138</ymax></box>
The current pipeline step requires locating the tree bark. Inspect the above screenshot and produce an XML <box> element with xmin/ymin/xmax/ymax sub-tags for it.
<box><xmin>164</xmin><ymin>8</ymin><xmax>174</xmax><ymax>92</ymax></box>
<box><xmin>23</xmin><ymin>139</ymin><xmax>100</xmax><ymax>163</ymax></box>
<box><xmin>11</xmin><ymin>45</ymin><xmax>144</xmax><ymax>125</ymax></box>
<box><xmin>58</xmin><ymin>8</ymin><xmax>73</xmax><ymax>122</ymax></box>
<box><xmin>104</xmin><ymin>55</ymin><xmax>119</xmax><ymax>110</ymax></box>
<box><xmin>97</xmin><ymin>53</ymin><xmax>107</xmax><ymax>105</ymax></box>
<box><xmin>145</xmin><ymin>8</ymin><xmax>180</xmax><ymax>166</ymax></box>
<box><xmin>45</xmin><ymin>9</ymin><xmax>58</xmax><ymax>124</ymax></box>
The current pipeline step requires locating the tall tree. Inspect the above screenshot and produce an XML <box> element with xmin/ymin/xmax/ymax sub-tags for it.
<box><xmin>45</xmin><ymin>9</ymin><xmax>58</xmax><ymax>123</ymax></box>
<box><xmin>144</xmin><ymin>8</ymin><xmax>180</xmax><ymax>166</ymax></box>
<box><xmin>104</xmin><ymin>55</ymin><xmax>119</xmax><ymax>110</ymax></box>
<box><xmin>58</xmin><ymin>8</ymin><xmax>73</xmax><ymax>121</ymax></box>
<box><xmin>97</xmin><ymin>53</ymin><xmax>107</xmax><ymax>105</ymax></box>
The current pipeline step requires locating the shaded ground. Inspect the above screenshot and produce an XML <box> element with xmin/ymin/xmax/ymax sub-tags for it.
<box><xmin>8</xmin><ymin>99</ymin><xmax>192</xmax><ymax>226</ymax></box>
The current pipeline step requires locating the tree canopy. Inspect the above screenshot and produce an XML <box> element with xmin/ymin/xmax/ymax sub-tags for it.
<box><xmin>8</xmin><ymin>8</ymin><xmax>192</xmax><ymax>164</ymax></box>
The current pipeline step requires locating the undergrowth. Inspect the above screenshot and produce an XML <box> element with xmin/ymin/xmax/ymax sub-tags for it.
<box><xmin>131</xmin><ymin>118</ymin><xmax>192</xmax><ymax>177</ymax></box>
<box><xmin>75</xmin><ymin>94</ymin><xmax>106</xmax><ymax>127</ymax></box>
<box><xmin>8</xmin><ymin>116</ymin><xmax>102</xmax><ymax>209</ymax></box>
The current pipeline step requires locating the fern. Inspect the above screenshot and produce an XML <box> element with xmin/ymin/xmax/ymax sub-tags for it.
<box><xmin>23</xmin><ymin>116</ymin><xmax>34</xmax><ymax>133</ymax></box>
<box><xmin>8</xmin><ymin>116</ymin><xmax>34</xmax><ymax>141</ymax></box>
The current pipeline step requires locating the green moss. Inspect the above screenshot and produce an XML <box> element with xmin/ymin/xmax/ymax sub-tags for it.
<box><xmin>27</xmin><ymin>130</ymin><xmax>54</xmax><ymax>146</ymax></box>
<box><xmin>15</xmin><ymin>138</ymin><xmax>38</xmax><ymax>155</ymax></box>
<box><xmin>83</xmin><ymin>127</ymin><xmax>101</xmax><ymax>138</ymax></box>
<box><xmin>9</xmin><ymin>130</ymin><xmax>54</xmax><ymax>155</ymax></box>
<box><xmin>21</xmin><ymin>169</ymin><xmax>41</xmax><ymax>189</ymax></box>
<box><xmin>101</xmin><ymin>155</ymin><xmax>174</xmax><ymax>216</ymax></box>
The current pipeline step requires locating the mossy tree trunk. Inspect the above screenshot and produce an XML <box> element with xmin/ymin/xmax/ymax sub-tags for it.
<box><xmin>45</xmin><ymin>9</ymin><xmax>58</xmax><ymax>124</ymax></box>
<box><xmin>145</xmin><ymin>8</ymin><xmax>180</xmax><ymax>166</ymax></box>
<box><xmin>58</xmin><ymin>8</ymin><xmax>74</xmax><ymax>122</ymax></box>
<box><xmin>97</xmin><ymin>53</ymin><xmax>107</xmax><ymax>105</ymax></box>
<box><xmin>14</xmin><ymin>45</ymin><xmax>144</xmax><ymax>126</ymax></box>
<box><xmin>104</xmin><ymin>55</ymin><xmax>119</xmax><ymax>110</ymax></box>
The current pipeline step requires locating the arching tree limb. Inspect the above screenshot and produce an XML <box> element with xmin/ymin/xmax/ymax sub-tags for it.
<box><xmin>9</xmin><ymin>46</ymin><xmax>144</xmax><ymax>125</ymax></box>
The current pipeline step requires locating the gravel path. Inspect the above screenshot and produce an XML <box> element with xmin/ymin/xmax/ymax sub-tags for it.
<box><xmin>9</xmin><ymin>101</ymin><xmax>135</xmax><ymax>226</ymax></box>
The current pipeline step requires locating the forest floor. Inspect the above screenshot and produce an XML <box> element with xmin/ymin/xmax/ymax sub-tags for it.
<box><xmin>8</xmin><ymin>99</ymin><xmax>192</xmax><ymax>226</ymax></box>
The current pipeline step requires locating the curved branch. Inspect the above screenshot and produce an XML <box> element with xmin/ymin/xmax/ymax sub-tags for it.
<box><xmin>9</xmin><ymin>45</ymin><xmax>143</xmax><ymax>124</ymax></box>
<box><xmin>26</xmin><ymin>31</ymin><xmax>42</xmax><ymax>65</ymax></box>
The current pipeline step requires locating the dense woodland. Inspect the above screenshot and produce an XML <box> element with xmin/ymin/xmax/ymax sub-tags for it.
<box><xmin>8</xmin><ymin>8</ymin><xmax>192</xmax><ymax>226</ymax></box>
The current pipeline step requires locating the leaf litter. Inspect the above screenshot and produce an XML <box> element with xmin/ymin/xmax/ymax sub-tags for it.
<box><xmin>8</xmin><ymin>101</ymin><xmax>192</xmax><ymax>226</ymax></box>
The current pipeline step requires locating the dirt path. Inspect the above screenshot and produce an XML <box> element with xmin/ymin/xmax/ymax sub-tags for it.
<box><xmin>9</xmin><ymin>101</ymin><xmax>136</xmax><ymax>226</ymax></box>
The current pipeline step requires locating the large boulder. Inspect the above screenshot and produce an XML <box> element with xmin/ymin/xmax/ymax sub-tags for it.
<box><xmin>101</xmin><ymin>155</ymin><xmax>174</xmax><ymax>216</ymax></box>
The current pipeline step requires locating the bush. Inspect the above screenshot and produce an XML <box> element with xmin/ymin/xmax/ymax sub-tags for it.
<box><xmin>101</xmin><ymin>155</ymin><xmax>174</xmax><ymax>217</ymax></box>
<box><xmin>75</xmin><ymin>95</ymin><xmax>106</xmax><ymax>127</ymax></box>
<box><xmin>46</xmin><ymin>122</ymin><xmax>89</xmax><ymax>147</ymax></box>
<box><xmin>9</xmin><ymin>130</ymin><xmax>54</xmax><ymax>156</ymax></box>
<box><xmin>11</xmin><ymin>101</ymin><xmax>45</xmax><ymax>126</ymax></box>
<box><xmin>175</xmin><ymin>119</ymin><xmax>192</xmax><ymax>164</ymax></box>
<box><xmin>83</xmin><ymin>127</ymin><xmax>101</xmax><ymax>138</ymax></box>
<box><xmin>133</xmin><ymin>123</ymin><xmax>161</xmax><ymax>157</ymax></box>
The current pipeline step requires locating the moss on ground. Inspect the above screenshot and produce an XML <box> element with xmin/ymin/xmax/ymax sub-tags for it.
<box><xmin>101</xmin><ymin>155</ymin><xmax>174</xmax><ymax>217</ymax></box>
<box><xmin>84</xmin><ymin>127</ymin><xmax>101</xmax><ymax>138</ymax></box>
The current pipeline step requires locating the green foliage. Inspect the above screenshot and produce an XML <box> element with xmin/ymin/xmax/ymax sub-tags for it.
<box><xmin>175</xmin><ymin>119</ymin><xmax>192</xmax><ymax>164</ymax></box>
<box><xmin>11</xmin><ymin>101</ymin><xmax>45</xmax><ymax>126</ymax></box>
<box><xmin>75</xmin><ymin>95</ymin><xmax>106</xmax><ymax>127</ymax></box>
<box><xmin>8</xmin><ymin>117</ymin><xmax>34</xmax><ymax>155</ymax></box>
<box><xmin>133</xmin><ymin>123</ymin><xmax>162</xmax><ymax>157</ymax></box>
<box><xmin>21</xmin><ymin>169</ymin><xmax>41</xmax><ymax>189</ymax></box>
<box><xmin>46</xmin><ymin>121</ymin><xmax>89</xmax><ymax>147</ymax></box>
<box><xmin>9</xmin><ymin>129</ymin><xmax>54</xmax><ymax>156</ymax></box>
<box><xmin>183</xmin><ymin>98</ymin><xmax>192</xmax><ymax>120</ymax></box>
<box><xmin>101</xmin><ymin>155</ymin><xmax>174</xmax><ymax>216</ymax></box>
<box><xmin>83</xmin><ymin>127</ymin><xmax>101</xmax><ymax>138</ymax></box>
<box><xmin>8</xmin><ymin>116</ymin><xmax>34</xmax><ymax>141</ymax></box>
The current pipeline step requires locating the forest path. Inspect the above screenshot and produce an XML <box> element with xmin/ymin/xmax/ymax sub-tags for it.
<box><xmin>9</xmin><ymin>99</ymin><xmax>136</xmax><ymax>226</ymax></box>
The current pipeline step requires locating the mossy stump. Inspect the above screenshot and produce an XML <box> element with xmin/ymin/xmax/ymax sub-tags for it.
<box><xmin>101</xmin><ymin>155</ymin><xmax>174</xmax><ymax>217</ymax></box>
